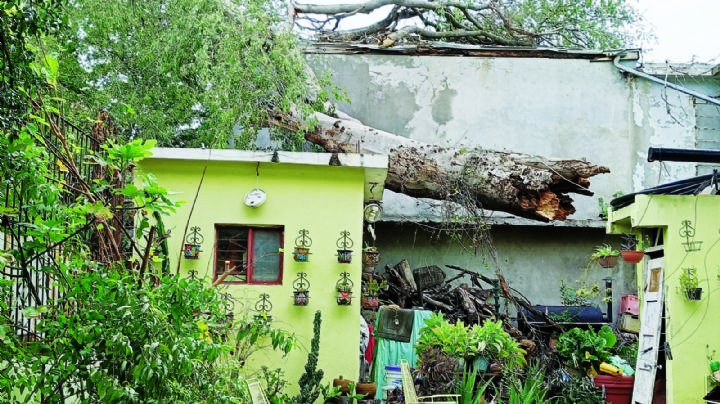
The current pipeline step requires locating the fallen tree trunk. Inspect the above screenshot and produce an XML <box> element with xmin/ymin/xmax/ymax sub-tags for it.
<box><xmin>270</xmin><ymin>110</ymin><xmax>609</xmax><ymax>221</ymax></box>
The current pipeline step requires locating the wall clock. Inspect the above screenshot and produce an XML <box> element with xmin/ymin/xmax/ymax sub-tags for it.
<box><xmin>363</xmin><ymin>203</ymin><xmax>382</xmax><ymax>222</ymax></box>
<box><xmin>244</xmin><ymin>188</ymin><xmax>267</xmax><ymax>207</ymax></box>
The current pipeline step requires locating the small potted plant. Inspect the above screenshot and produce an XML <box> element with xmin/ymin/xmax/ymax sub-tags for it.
<box><xmin>362</xmin><ymin>278</ymin><xmax>386</xmax><ymax>309</ymax></box>
<box><xmin>621</xmin><ymin>233</ymin><xmax>650</xmax><ymax>264</ymax></box>
<box><xmin>590</xmin><ymin>243</ymin><xmax>620</xmax><ymax>268</ymax></box>
<box><xmin>363</xmin><ymin>245</ymin><xmax>381</xmax><ymax>268</ymax></box>
<box><xmin>678</xmin><ymin>267</ymin><xmax>701</xmax><ymax>301</ymax></box>
<box><xmin>293</xmin><ymin>229</ymin><xmax>312</xmax><ymax>262</ymax></box>
<box><xmin>336</xmin><ymin>272</ymin><xmax>353</xmax><ymax>306</ymax></box>
<box><xmin>336</xmin><ymin>231</ymin><xmax>354</xmax><ymax>264</ymax></box>
<box><xmin>293</xmin><ymin>272</ymin><xmax>311</xmax><ymax>306</ymax></box>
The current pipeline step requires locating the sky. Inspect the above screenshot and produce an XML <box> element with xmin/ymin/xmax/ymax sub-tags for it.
<box><xmin>634</xmin><ymin>0</ymin><xmax>720</xmax><ymax>63</ymax></box>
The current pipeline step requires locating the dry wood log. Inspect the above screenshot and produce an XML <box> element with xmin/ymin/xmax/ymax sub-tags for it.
<box><xmin>394</xmin><ymin>259</ymin><xmax>417</xmax><ymax>291</ymax></box>
<box><xmin>423</xmin><ymin>294</ymin><xmax>454</xmax><ymax>312</ymax></box>
<box><xmin>456</xmin><ymin>286</ymin><xmax>478</xmax><ymax>316</ymax></box>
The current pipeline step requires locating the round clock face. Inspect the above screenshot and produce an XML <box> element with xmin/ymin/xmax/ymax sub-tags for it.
<box><xmin>244</xmin><ymin>188</ymin><xmax>267</xmax><ymax>207</ymax></box>
<box><xmin>363</xmin><ymin>203</ymin><xmax>382</xmax><ymax>222</ymax></box>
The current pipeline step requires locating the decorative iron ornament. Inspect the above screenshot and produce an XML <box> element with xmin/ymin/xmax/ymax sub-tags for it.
<box><xmin>186</xmin><ymin>270</ymin><xmax>198</xmax><ymax>280</ymax></box>
<box><xmin>293</xmin><ymin>272</ymin><xmax>310</xmax><ymax>291</ymax></box>
<box><xmin>185</xmin><ymin>226</ymin><xmax>204</xmax><ymax>245</ymax></box>
<box><xmin>220</xmin><ymin>292</ymin><xmax>236</xmax><ymax>313</ymax></box>
<box><xmin>294</xmin><ymin>229</ymin><xmax>312</xmax><ymax>249</ymax></box>
<box><xmin>336</xmin><ymin>271</ymin><xmax>354</xmax><ymax>291</ymax></box>
<box><xmin>679</xmin><ymin>220</ymin><xmax>703</xmax><ymax>252</ymax></box>
<box><xmin>255</xmin><ymin>293</ymin><xmax>273</xmax><ymax>314</ymax></box>
<box><xmin>336</xmin><ymin>230</ymin><xmax>354</xmax><ymax>249</ymax></box>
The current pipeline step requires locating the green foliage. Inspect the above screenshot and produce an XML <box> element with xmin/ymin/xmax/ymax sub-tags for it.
<box><xmin>0</xmin><ymin>0</ymin><xmax>66</xmax><ymax>131</ymax></box>
<box><xmin>53</xmin><ymin>0</ymin><xmax>335</xmax><ymax>149</ymax></box>
<box><xmin>294</xmin><ymin>310</ymin><xmax>324</xmax><ymax>404</ymax></box>
<box><xmin>0</xmin><ymin>269</ymin><xmax>249</xmax><ymax>403</ymax></box>
<box><xmin>457</xmin><ymin>367</ymin><xmax>493</xmax><ymax>404</ymax></box>
<box><xmin>589</xmin><ymin>244</ymin><xmax>619</xmax><ymax>260</ymax></box>
<box><xmin>556</xmin><ymin>326</ymin><xmax>616</xmax><ymax>374</ymax></box>
<box><xmin>504</xmin><ymin>365</ymin><xmax>551</xmax><ymax>404</ymax></box>
<box><xmin>416</xmin><ymin>313</ymin><xmax>526</xmax><ymax>369</ymax></box>
<box><xmin>677</xmin><ymin>267</ymin><xmax>699</xmax><ymax>300</ymax></box>
<box><xmin>558</xmin><ymin>279</ymin><xmax>600</xmax><ymax>307</ymax></box>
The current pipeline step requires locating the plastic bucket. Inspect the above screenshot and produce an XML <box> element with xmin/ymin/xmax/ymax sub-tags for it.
<box><xmin>594</xmin><ymin>375</ymin><xmax>634</xmax><ymax>404</ymax></box>
<box><xmin>385</xmin><ymin>365</ymin><xmax>402</xmax><ymax>387</ymax></box>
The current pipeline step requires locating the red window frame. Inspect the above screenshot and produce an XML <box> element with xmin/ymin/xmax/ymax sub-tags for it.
<box><xmin>214</xmin><ymin>225</ymin><xmax>284</xmax><ymax>285</ymax></box>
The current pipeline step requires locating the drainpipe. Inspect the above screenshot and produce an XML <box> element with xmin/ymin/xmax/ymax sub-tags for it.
<box><xmin>613</xmin><ymin>54</ymin><xmax>720</xmax><ymax>108</ymax></box>
<box><xmin>648</xmin><ymin>147</ymin><xmax>720</xmax><ymax>164</ymax></box>
<box><xmin>604</xmin><ymin>277</ymin><xmax>613</xmax><ymax>323</ymax></box>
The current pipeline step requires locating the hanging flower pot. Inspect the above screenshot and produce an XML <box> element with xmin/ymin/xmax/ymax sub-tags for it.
<box><xmin>337</xmin><ymin>249</ymin><xmax>352</xmax><ymax>263</ymax></box>
<box><xmin>336</xmin><ymin>230</ymin><xmax>354</xmax><ymax>263</ymax></box>
<box><xmin>183</xmin><ymin>226</ymin><xmax>204</xmax><ymax>259</ymax></box>
<box><xmin>294</xmin><ymin>291</ymin><xmax>310</xmax><ymax>306</ymax></box>
<box><xmin>686</xmin><ymin>287</ymin><xmax>702</xmax><ymax>301</ymax></box>
<box><xmin>293</xmin><ymin>272</ymin><xmax>311</xmax><ymax>306</ymax></box>
<box><xmin>363</xmin><ymin>248</ymin><xmax>381</xmax><ymax>267</ymax></box>
<box><xmin>336</xmin><ymin>271</ymin><xmax>353</xmax><ymax>305</ymax></box>
<box><xmin>184</xmin><ymin>243</ymin><xmax>201</xmax><ymax>259</ymax></box>
<box><xmin>293</xmin><ymin>229</ymin><xmax>312</xmax><ymax>262</ymax></box>
<box><xmin>590</xmin><ymin>244</ymin><xmax>620</xmax><ymax>269</ymax></box>
<box><xmin>621</xmin><ymin>250</ymin><xmax>644</xmax><ymax>264</ymax></box>
<box><xmin>293</xmin><ymin>247</ymin><xmax>311</xmax><ymax>262</ymax></box>
<box><xmin>362</xmin><ymin>294</ymin><xmax>379</xmax><ymax>309</ymax></box>
<box><xmin>337</xmin><ymin>291</ymin><xmax>353</xmax><ymax>306</ymax></box>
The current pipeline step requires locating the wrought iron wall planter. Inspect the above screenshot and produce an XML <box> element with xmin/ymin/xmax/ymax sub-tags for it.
<box><xmin>336</xmin><ymin>230</ymin><xmax>354</xmax><ymax>263</ymax></box>
<box><xmin>254</xmin><ymin>293</ymin><xmax>273</xmax><ymax>322</ymax></box>
<box><xmin>293</xmin><ymin>272</ymin><xmax>310</xmax><ymax>306</ymax></box>
<box><xmin>293</xmin><ymin>229</ymin><xmax>312</xmax><ymax>262</ymax></box>
<box><xmin>184</xmin><ymin>226</ymin><xmax>204</xmax><ymax>259</ymax></box>
<box><xmin>336</xmin><ymin>271</ymin><xmax>353</xmax><ymax>305</ymax></box>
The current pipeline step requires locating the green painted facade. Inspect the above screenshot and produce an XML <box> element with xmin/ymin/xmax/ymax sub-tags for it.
<box><xmin>138</xmin><ymin>148</ymin><xmax>388</xmax><ymax>396</ymax></box>
<box><xmin>608</xmin><ymin>194</ymin><xmax>720</xmax><ymax>403</ymax></box>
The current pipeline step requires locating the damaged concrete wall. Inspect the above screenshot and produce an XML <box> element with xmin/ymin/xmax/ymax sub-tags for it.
<box><xmin>307</xmin><ymin>47</ymin><xmax>720</xmax><ymax>317</ymax></box>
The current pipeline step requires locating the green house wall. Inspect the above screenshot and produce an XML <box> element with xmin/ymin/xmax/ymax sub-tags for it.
<box><xmin>608</xmin><ymin>194</ymin><xmax>720</xmax><ymax>403</ymax></box>
<box><xmin>138</xmin><ymin>150</ymin><xmax>388</xmax><ymax>396</ymax></box>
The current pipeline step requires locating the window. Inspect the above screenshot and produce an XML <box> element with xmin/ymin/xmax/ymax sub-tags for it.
<box><xmin>214</xmin><ymin>225</ymin><xmax>284</xmax><ymax>284</ymax></box>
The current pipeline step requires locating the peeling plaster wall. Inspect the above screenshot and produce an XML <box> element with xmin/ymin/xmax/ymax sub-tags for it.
<box><xmin>308</xmin><ymin>52</ymin><xmax>720</xmax><ymax>316</ymax></box>
<box><xmin>309</xmin><ymin>54</ymin><xmax>716</xmax><ymax>219</ymax></box>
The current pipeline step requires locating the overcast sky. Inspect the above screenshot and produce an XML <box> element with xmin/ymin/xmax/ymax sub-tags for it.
<box><xmin>635</xmin><ymin>0</ymin><xmax>720</xmax><ymax>63</ymax></box>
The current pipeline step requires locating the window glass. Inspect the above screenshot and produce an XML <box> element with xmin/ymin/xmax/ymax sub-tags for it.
<box><xmin>214</xmin><ymin>225</ymin><xmax>283</xmax><ymax>284</ymax></box>
<box><xmin>250</xmin><ymin>229</ymin><xmax>282</xmax><ymax>283</ymax></box>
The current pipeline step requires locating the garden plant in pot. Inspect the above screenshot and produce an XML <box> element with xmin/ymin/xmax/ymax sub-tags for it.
<box><xmin>363</xmin><ymin>245</ymin><xmax>381</xmax><ymax>269</ymax></box>
<box><xmin>293</xmin><ymin>272</ymin><xmax>310</xmax><ymax>306</ymax></box>
<box><xmin>677</xmin><ymin>267</ymin><xmax>702</xmax><ymax>301</ymax></box>
<box><xmin>414</xmin><ymin>312</ymin><xmax>526</xmax><ymax>396</ymax></box>
<box><xmin>620</xmin><ymin>233</ymin><xmax>650</xmax><ymax>264</ymax></box>
<box><xmin>362</xmin><ymin>278</ymin><xmax>386</xmax><ymax>309</ymax></box>
<box><xmin>590</xmin><ymin>243</ymin><xmax>620</xmax><ymax>269</ymax></box>
<box><xmin>336</xmin><ymin>272</ymin><xmax>353</xmax><ymax>306</ymax></box>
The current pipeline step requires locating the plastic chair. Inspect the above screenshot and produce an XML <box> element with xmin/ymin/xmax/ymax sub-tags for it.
<box><xmin>246</xmin><ymin>379</ymin><xmax>270</xmax><ymax>404</ymax></box>
<box><xmin>400</xmin><ymin>359</ymin><xmax>459</xmax><ymax>404</ymax></box>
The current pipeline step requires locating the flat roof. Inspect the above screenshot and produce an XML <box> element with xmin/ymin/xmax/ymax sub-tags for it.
<box><xmin>145</xmin><ymin>148</ymin><xmax>389</xmax><ymax>202</ymax></box>
<box><xmin>303</xmin><ymin>42</ymin><xmax>640</xmax><ymax>61</ymax></box>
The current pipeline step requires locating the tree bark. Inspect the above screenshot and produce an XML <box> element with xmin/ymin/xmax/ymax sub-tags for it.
<box><xmin>270</xmin><ymin>110</ymin><xmax>609</xmax><ymax>221</ymax></box>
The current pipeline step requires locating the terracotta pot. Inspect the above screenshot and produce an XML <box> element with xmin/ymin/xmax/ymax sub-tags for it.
<box><xmin>333</xmin><ymin>378</ymin><xmax>353</xmax><ymax>395</ymax></box>
<box><xmin>621</xmin><ymin>250</ymin><xmax>644</xmax><ymax>264</ymax></box>
<box><xmin>293</xmin><ymin>291</ymin><xmax>309</xmax><ymax>306</ymax></box>
<box><xmin>337</xmin><ymin>291</ymin><xmax>352</xmax><ymax>306</ymax></box>
<box><xmin>355</xmin><ymin>382</ymin><xmax>377</xmax><ymax>399</ymax></box>
<box><xmin>598</xmin><ymin>255</ymin><xmax>619</xmax><ymax>268</ymax></box>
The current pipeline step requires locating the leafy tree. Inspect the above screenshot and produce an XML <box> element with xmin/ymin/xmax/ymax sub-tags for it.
<box><xmin>54</xmin><ymin>0</ymin><xmax>336</xmax><ymax>149</ymax></box>
<box><xmin>0</xmin><ymin>0</ymin><xmax>65</xmax><ymax>130</ymax></box>
<box><xmin>293</xmin><ymin>0</ymin><xmax>644</xmax><ymax>49</ymax></box>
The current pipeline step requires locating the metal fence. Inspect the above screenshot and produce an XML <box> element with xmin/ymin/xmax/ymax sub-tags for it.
<box><xmin>1</xmin><ymin>113</ymin><xmax>118</xmax><ymax>340</ymax></box>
